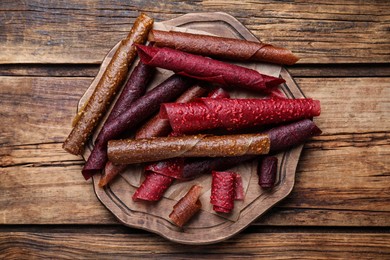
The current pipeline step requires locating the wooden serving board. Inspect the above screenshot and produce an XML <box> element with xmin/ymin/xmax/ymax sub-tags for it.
<box><xmin>79</xmin><ymin>12</ymin><xmax>306</xmax><ymax>245</ymax></box>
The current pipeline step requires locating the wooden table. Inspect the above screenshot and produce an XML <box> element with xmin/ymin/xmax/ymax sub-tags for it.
<box><xmin>1</xmin><ymin>1</ymin><xmax>389</xmax><ymax>258</ymax></box>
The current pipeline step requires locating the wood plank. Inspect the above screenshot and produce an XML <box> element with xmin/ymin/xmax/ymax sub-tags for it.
<box><xmin>0</xmin><ymin>230</ymin><xmax>389</xmax><ymax>258</ymax></box>
<box><xmin>257</xmin><ymin>207</ymin><xmax>390</xmax><ymax>226</ymax></box>
<box><xmin>298</xmin><ymin>77</ymin><xmax>390</xmax><ymax>134</ymax></box>
<box><xmin>0</xmin><ymin>76</ymin><xmax>91</xmax><ymax>146</ymax></box>
<box><xmin>0</xmin><ymin>162</ymin><xmax>116</xmax><ymax>225</ymax></box>
<box><xmin>0</xmin><ymin>64</ymin><xmax>100</xmax><ymax>77</ymax></box>
<box><xmin>1</xmin><ymin>0</ymin><xmax>389</xmax><ymax>64</ymax></box>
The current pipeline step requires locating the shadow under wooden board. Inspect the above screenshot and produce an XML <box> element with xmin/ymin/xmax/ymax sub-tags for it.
<box><xmin>78</xmin><ymin>12</ymin><xmax>306</xmax><ymax>245</ymax></box>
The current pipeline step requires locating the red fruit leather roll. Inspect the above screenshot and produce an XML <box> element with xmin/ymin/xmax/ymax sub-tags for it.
<box><xmin>63</xmin><ymin>13</ymin><xmax>154</xmax><ymax>155</ymax></box>
<box><xmin>258</xmin><ymin>156</ymin><xmax>278</xmax><ymax>188</ymax></box>
<box><xmin>136</xmin><ymin>45</ymin><xmax>285</xmax><ymax>93</ymax></box>
<box><xmin>107</xmin><ymin>133</ymin><xmax>270</xmax><ymax>165</ymax></box>
<box><xmin>169</xmin><ymin>185</ymin><xmax>202</xmax><ymax>227</ymax></box>
<box><xmin>160</xmin><ymin>98</ymin><xmax>321</xmax><ymax>134</ymax></box>
<box><xmin>132</xmin><ymin>171</ymin><xmax>174</xmax><ymax>202</ymax></box>
<box><xmin>149</xmin><ymin>29</ymin><xmax>299</xmax><ymax>65</ymax></box>
<box><xmin>82</xmin><ymin>74</ymin><xmax>194</xmax><ymax>180</ymax></box>
<box><xmin>210</xmin><ymin>171</ymin><xmax>236</xmax><ymax>213</ymax></box>
<box><xmin>135</xmin><ymin>85</ymin><xmax>207</xmax><ymax>139</ymax></box>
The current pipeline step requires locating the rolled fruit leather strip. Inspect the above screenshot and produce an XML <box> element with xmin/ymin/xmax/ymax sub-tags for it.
<box><xmin>160</xmin><ymin>98</ymin><xmax>321</xmax><ymax>134</ymax></box>
<box><xmin>169</xmin><ymin>185</ymin><xmax>203</xmax><ymax>228</ymax></box>
<box><xmin>144</xmin><ymin>119</ymin><xmax>321</xmax><ymax>180</ymax></box>
<box><xmin>136</xmin><ymin>45</ymin><xmax>285</xmax><ymax>94</ymax></box>
<box><xmin>267</xmin><ymin>118</ymin><xmax>322</xmax><ymax>153</ymax></box>
<box><xmin>210</xmin><ymin>171</ymin><xmax>236</xmax><ymax>213</ymax></box>
<box><xmin>132</xmin><ymin>171</ymin><xmax>174</xmax><ymax>202</ymax></box>
<box><xmin>63</xmin><ymin>13</ymin><xmax>154</xmax><ymax>155</ymax></box>
<box><xmin>82</xmin><ymin>74</ymin><xmax>194</xmax><ymax>180</ymax></box>
<box><xmin>107</xmin><ymin>133</ymin><xmax>270</xmax><ymax>165</ymax></box>
<box><xmin>99</xmin><ymin>85</ymin><xmax>208</xmax><ymax>187</ymax></box>
<box><xmin>258</xmin><ymin>156</ymin><xmax>278</xmax><ymax>188</ymax></box>
<box><xmin>149</xmin><ymin>29</ymin><xmax>299</xmax><ymax>65</ymax></box>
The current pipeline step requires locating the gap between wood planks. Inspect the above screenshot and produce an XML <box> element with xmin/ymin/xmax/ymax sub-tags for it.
<box><xmin>0</xmin><ymin>63</ymin><xmax>390</xmax><ymax>78</ymax></box>
<box><xmin>0</xmin><ymin>224</ymin><xmax>389</xmax><ymax>234</ymax></box>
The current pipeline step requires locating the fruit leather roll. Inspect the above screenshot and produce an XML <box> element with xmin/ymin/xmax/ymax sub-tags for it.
<box><xmin>107</xmin><ymin>133</ymin><xmax>270</xmax><ymax>165</ymax></box>
<box><xmin>149</xmin><ymin>30</ymin><xmax>299</xmax><ymax>65</ymax></box>
<box><xmin>169</xmin><ymin>185</ymin><xmax>203</xmax><ymax>227</ymax></box>
<box><xmin>136</xmin><ymin>45</ymin><xmax>285</xmax><ymax>93</ymax></box>
<box><xmin>210</xmin><ymin>171</ymin><xmax>238</xmax><ymax>213</ymax></box>
<box><xmin>102</xmin><ymin>62</ymin><xmax>155</xmax><ymax>124</ymax></box>
<box><xmin>258</xmin><ymin>156</ymin><xmax>278</xmax><ymax>188</ymax></box>
<box><xmin>63</xmin><ymin>13</ymin><xmax>154</xmax><ymax>155</ymax></box>
<box><xmin>82</xmin><ymin>75</ymin><xmax>194</xmax><ymax>179</ymax></box>
<box><xmin>132</xmin><ymin>171</ymin><xmax>174</xmax><ymax>202</ymax></box>
<box><xmin>160</xmin><ymin>98</ymin><xmax>321</xmax><ymax>134</ymax></box>
<box><xmin>267</xmin><ymin>118</ymin><xmax>322</xmax><ymax>153</ymax></box>
<box><xmin>144</xmin><ymin>119</ymin><xmax>321</xmax><ymax>180</ymax></box>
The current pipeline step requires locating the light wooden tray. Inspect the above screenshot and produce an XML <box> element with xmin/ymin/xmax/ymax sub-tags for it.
<box><xmin>79</xmin><ymin>12</ymin><xmax>305</xmax><ymax>245</ymax></box>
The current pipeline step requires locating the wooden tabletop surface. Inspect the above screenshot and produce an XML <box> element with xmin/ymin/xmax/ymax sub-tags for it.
<box><xmin>1</xmin><ymin>1</ymin><xmax>389</xmax><ymax>258</ymax></box>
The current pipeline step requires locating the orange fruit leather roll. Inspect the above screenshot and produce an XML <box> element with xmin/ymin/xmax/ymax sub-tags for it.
<box><xmin>107</xmin><ymin>133</ymin><xmax>270</xmax><ymax>165</ymax></box>
<box><xmin>63</xmin><ymin>13</ymin><xmax>154</xmax><ymax>155</ymax></box>
<box><xmin>169</xmin><ymin>185</ymin><xmax>203</xmax><ymax>228</ymax></box>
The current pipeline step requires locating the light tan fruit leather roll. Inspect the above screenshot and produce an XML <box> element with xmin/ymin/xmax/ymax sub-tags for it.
<box><xmin>63</xmin><ymin>13</ymin><xmax>154</xmax><ymax>155</ymax></box>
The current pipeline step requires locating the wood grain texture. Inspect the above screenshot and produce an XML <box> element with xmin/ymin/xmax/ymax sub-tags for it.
<box><xmin>1</xmin><ymin>1</ymin><xmax>389</xmax><ymax>64</ymax></box>
<box><xmin>0</xmin><ymin>230</ymin><xmax>389</xmax><ymax>259</ymax></box>
<box><xmin>0</xmin><ymin>75</ymin><xmax>389</xmax><ymax>227</ymax></box>
<box><xmin>1</xmin><ymin>1</ymin><xmax>388</xmax><ymax>255</ymax></box>
<box><xmin>2</xmin><ymin>64</ymin><xmax>390</xmax><ymax>78</ymax></box>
